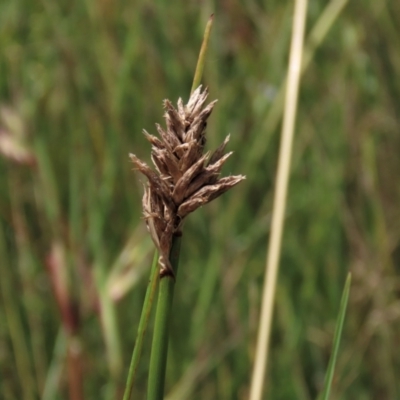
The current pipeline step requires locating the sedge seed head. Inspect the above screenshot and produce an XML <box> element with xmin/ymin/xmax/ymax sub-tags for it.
<box><xmin>130</xmin><ymin>86</ymin><xmax>245</xmax><ymax>274</ymax></box>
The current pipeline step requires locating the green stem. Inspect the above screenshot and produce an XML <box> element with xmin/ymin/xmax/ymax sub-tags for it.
<box><xmin>123</xmin><ymin>251</ymin><xmax>159</xmax><ymax>400</ymax></box>
<box><xmin>95</xmin><ymin>263</ymin><xmax>122</xmax><ymax>382</ymax></box>
<box><xmin>147</xmin><ymin>236</ymin><xmax>182</xmax><ymax>400</ymax></box>
<box><xmin>0</xmin><ymin>225</ymin><xmax>37</xmax><ymax>400</ymax></box>
<box><xmin>42</xmin><ymin>328</ymin><xmax>67</xmax><ymax>400</ymax></box>
<box><xmin>191</xmin><ymin>14</ymin><xmax>214</xmax><ymax>94</ymax></box>
<box><xmin>319</xmin><ymin>273</ymin><xmax>352</xmax><ymax>400</ymax></box>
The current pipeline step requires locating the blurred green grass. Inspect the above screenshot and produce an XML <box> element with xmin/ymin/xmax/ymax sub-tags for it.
<box><xmin>0</xmin><ymin>0</ymin><xmax>400</xmax><ymax>399</ymax></box>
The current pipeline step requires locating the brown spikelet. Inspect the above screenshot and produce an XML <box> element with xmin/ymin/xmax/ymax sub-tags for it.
<box><xmin>130</xmin><ymin>86</ymin><xmax>245</xmax><ymax>275</ymax></box>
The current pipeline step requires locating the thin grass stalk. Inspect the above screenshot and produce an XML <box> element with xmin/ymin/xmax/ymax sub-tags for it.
<box><xmin>33</xmin><ymin>138</ymin><xmax>62</xmax><ymax>238</ymax></box>
<box><xmin>191</xmin><ymin>14</ymin><xmax>214</xmax><ymax>94</ymax></box>
<box><xmin>319</xmin><ymin>273</ymin><xmax>351</xmax><ymax>400</ymax></box>
<box><xmin>247</xmin><ymin>0</ymin><xmax>349</xmax><ymax>169</ymax></box>
<box><xmin>8</xmin><ymin>173</ymin><xmax>46</xmax><ymax>393</ymax></box>
<box><xmin>42</xmin><ymin>328</ymin><xmax>67</xmax><ymax>400</ymax></box>
<box><xmin>249</xmin><ymin>1</ymin><xmax>308</xmax><ymax>399</ymax></box>
<box><xmin>34</xmin><ymin>133</ymin><xmax>87</xmax><ymax>400</ymax></box>
<box><xmin>123</xmin><ymin>251</ymin><xmax>159</xmax><ymax>400</ymax></box>
<box><xmin>0</xmin><ymin>227</ymin><xmax>37</xmax><ymax>400</ymax></box>
<box><xmin>94</xmin><ymin>263</ymin><xmax>122</xmax><ymax>382</ymax></box>
<box><xmin>88</xmin><ymin>192</ymin><xmax>122</xmax><ymax>386</ymax></box>
<box><xmin>147</xmin><ymin>236</ymin><xmax>181</xmax><ymax>400</ymax></box>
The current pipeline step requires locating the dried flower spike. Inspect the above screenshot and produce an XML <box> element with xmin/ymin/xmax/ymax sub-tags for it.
<box><xmin>130</xmin><ymin>86</ymin><xmax>245</xmax><ymax>276</ymax></box>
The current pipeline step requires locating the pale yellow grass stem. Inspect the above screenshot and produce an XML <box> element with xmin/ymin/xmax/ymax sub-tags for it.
<box><xmin>249</xmin><ymin>0</ymin><xmax>309</xmax><ymax>399</ymax></box>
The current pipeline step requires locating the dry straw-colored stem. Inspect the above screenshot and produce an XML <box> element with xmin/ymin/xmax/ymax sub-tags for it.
<box><xmin>249</xmin><ymin>0</ymin><xmax>308</xmax><ymax>399</ymax></box>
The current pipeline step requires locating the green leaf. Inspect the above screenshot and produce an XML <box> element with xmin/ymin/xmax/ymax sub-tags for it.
<box><xmin>319</xmin><ymin>273</ymin><xmax>351</xmax><ymax>400</ymax></box>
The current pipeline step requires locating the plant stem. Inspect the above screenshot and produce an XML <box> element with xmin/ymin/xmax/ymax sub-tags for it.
<box><xmin>123</xmin><ymin>251</ymin><xmax>159</xmax><ymax>400</ymax></box>
<box><xmin>249</xmin><ymin>0</ymin><xmax>308</xmax><ymax>399</ymax></box>
<box><xmin>0</xmin><ymin>226</ymin><xmax>37</xmax><ymax>400</ymax></box>
<box><xmin>191</xmin><ymin>14</ymin><xmax>214</xmax><ymax>94</ymax></box>
<box><xmin>42</xmin><ymin>328</ymin><xmax>67</xmax><ymax>400</ymax></box>
<box><xmin>319</xmin><ymin>273</ymin><xmax>351</xmax><ymax>400</ymax></box>
<box><xmin>95</xmin><ymin>263</ymin><xmax>122</xmax><ymax>382</ymax></box>
<box><xmin>147</xmin><ymin>235</ymin><xmax>182</xmax><ymax>400</ymax></box>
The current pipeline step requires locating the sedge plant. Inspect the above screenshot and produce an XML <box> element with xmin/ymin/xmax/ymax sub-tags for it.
<box><xmin>130</xmin><ymin>84</ymin><xmax>245</xmax><ymax>399</ymax></box>
<box><xmin>123</xmin><ymin>15</ymin><xmax>245</xmax><ymax>400</ymax></box>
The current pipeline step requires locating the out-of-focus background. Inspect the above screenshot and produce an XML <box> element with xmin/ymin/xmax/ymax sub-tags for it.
<box><xmin>1</xmin><ymin>0</ymin><xmax>399</xmax><ymax>399</ymax></box>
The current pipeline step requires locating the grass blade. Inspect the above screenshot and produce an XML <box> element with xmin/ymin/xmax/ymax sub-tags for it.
<box><xmin>191</xmin><ymin>14</ymin><xmax>214</xmax><ymax>94</ymax></box>
<box><xmin>319</xmin><ymin>273</ymin><xmax>352</xmax><ymax>400</ymax></box>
